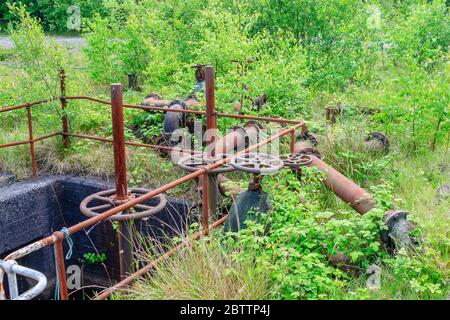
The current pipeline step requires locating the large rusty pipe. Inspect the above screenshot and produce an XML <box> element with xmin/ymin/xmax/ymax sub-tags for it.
<box><xmin>212</xmin><ymin>125</ymin><xmax>260</xmax><ymax>156</ymax></box>
<box><xmin>294</xmin><ymin>141</ymin><xmax>375</xmax><ymax>214</ymax></box>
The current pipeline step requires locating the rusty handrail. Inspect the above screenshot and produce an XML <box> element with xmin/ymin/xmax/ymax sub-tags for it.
<box><xmin>64</xmin><ymin>95</ymin><xmax>304</xmax><ymax>125</ymax></box>
<box><xmin>0</xmin><ymin>97</ymin><xmax>59</xmax><ymax>114</ymax></box>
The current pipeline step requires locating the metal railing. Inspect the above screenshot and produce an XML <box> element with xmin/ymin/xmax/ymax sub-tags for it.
<box><xmin>0</xmin><ymin>260</ymin><xmax>47</xmax><ymax>300</ymax></box>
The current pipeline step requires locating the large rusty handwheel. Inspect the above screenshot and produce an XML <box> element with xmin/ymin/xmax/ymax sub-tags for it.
<box><xmin>80</xmin><ymin>188</ymin><xmax>167</xmax><ymax>221</ymax></box>
<box><xmin>280</xmin><ymin>153</ymin><xmax>313</xmax><ymax>169</ymax></box>
<box><xmin>177</xmin><ymin>153</ymin><xmax>235</xmax><ymax>174</ymax></box>
<box><xmin>230</xmin><ymin>153</ymin><xmax>284</xmax><ymax>175</ymax></box>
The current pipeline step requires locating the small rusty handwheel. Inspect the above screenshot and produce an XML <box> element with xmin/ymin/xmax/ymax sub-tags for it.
<box><xmin>230</xmin><ymin>153</ymin><xmax>284</xmax><ymax>175</ymax></box>
<box><xmin>280</xmin><ymin>153</ymin><xmax>313</xmax><ymax>169</ymax></box>
<box><xmin>177</xmin><ymin>153</ymin><xmax>235</xmax><ymax>174</ymax></box>
<box><xmin>80</xmin><ymin>188</ymin><xmax>167</xmax><ymax>221</ymax></box>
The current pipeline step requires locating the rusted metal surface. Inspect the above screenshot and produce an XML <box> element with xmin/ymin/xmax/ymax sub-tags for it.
<box><xmin>0</xmin><ymin>132</ymin><xmax>60</xmax><ymax>149</ymax></box>
<box><xmin>191</xmin><ymin>64</ymin><xmax>206</xmax><ymax>82</ymax></box>
<box><xmin>365</xmin><ymin>132</ymin><xmax>389</xmax><ymax>152</ymax></box>
<box><xmin>325</xmin><ymin>104</ymin><xmax>342</xmax><ymax>124</ymax></box>
<box><xmin>60</xmin><ymin>69</ymin><xmax>70</xmax><ymax>148</ymax></box>
<box><xmin>111</xmin><ymin>83</ymin><xmax>133</xmax><ymax>279</ymax></box>
<box><xmin>290</xmin><ymin>130</ymin><xmax>296</xmax><ymax>154</ymax></box>
<box><xmin>205</xmin><ymin>67</ymin><xmax>216</xmax><ymax>129</ymax></box>
<box><xmin>26</xmin><ymin>106</ymin><xmax>37</xmax><ymax>176</ymax></box>
<box><xmin>212</xmin><ymin>124</ymin><xmax>260</xmax><ymax>156</ymax></box>
<box><xmin>53</xmin><ymin>233</ymin><xmax>69</xmax><ymax>300</ymax></box>
<box><xmin>80</xmin><ymin>188</ymin><xmax>167</xmax><ymax>221</ymax></box>
<box><xmin>111</xmin><ymin>84</ymin><xmax>128</xmax><ymax>200</ymax></box>
<box><xmin>294</xmin><ymin>142</ymin><xmax>376</xmax><ymax>214</ymax></box>
<box><xmin>61</xmin><ymin>132</ymin><xmax>201</xmax><ymax>155</ymax></box>
<box><xmin>94</xmin><ymin>213</ymin><xmax>230</xmax><ymax>300</ymax></box>
<box><xmin>65</xmin><ymin>96</ymin><xmax>304</xmax><ymax>125</ymax></box>
<box><xmin>0</xmin><ymin>98</ymin><xmax>59</xmax><ymax>113</ymax></box>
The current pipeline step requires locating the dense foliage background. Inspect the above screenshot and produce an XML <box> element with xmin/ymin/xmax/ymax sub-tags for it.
<box><xmin>0</xmin><ymin>0</ymin><xmax>448</xmax><ymax>300</ymax></box>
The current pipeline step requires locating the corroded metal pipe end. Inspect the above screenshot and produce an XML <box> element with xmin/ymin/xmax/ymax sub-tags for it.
<box><xmin>365</xmin><ymin>132</ymin><xmax>389</xmax><ymax>153</ymax></box>
<box><xmin>382</xmin><ymin>210</ymin><xmax>417</xmax><ymax>254</ymax></box>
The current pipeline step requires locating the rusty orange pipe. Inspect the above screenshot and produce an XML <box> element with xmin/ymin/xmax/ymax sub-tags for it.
<box><xmin>294</xmin><ymin>142</ymin><xmax>375</xmax><ymax>214</ymax></box>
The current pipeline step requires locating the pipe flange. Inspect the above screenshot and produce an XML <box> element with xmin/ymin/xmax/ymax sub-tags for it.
<box><xmin>177</xmin><ymin>153</ymin><xmax>235</xmax><ymax>174</ymax></box>
<box><xmin>381</xmin><ymin>210</ymin><xmax>418</xmax><ymax>253</ymax></box>
<box><xmin>280</xmin><ymin>153</ymin><xmax>313</xmax><ymax>169</ymax></box>
<box><xmin>244</xmin><ymin>120</ymin><xmax>264</xmax><ymax>133</ymax></box>
<box><xmin>230</xmin><ymin>153</ymin><xmax>284</xmax><ymax>175</ymax></box>
<box><xmin>297</xmin><ymin>131</ymin><xmax>319</xmax><ymax>147</ymax></box>
<box><xmin>80</xmin><ymin>188</ymin><xmax>167</xmax><ymax>221</ymax></box>
<box><xmin>366</xmin><ymin>132</ymin><xmax>389</xmax><ymax>152</ymax></box>
<box><xmin>297</xmin><ymin>147</ymin><xmax>322</xmax><ymax>159</ymax></box>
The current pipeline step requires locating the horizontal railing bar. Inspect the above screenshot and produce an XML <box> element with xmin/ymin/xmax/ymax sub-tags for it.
<box><xmin>62</xmin><ymin>132</ymin><xmax>203</xmax><ymax>154</ymax></box>
<box><xmin>65</xmin><ymin>96</ymin><xmax>303</xmax><ymax>125</ymax></box>
<box><xmin>0</xmin><ymin>97</ymin><xmax>59</xmax><ymax>113</ymax></box>
<box><xmin>0</xmin><ymin>132</ymin><xmax>61</xmax><ymax>149</ymax></box>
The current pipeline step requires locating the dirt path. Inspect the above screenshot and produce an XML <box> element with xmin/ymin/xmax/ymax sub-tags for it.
<box><xmin>0</xmin><ymin>35</ymin><xmax>86</xmax><ymax>49</ymax></box>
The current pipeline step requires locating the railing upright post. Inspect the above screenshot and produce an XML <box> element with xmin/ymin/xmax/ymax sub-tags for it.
<box><xmin>60</xmin><ymin>69</ymin><xmax>70</xmax><ymax>148</ymax></box>
<box><xmin>203</xmin><ymin>66</ymin><xmax>218</xmax><ymax>234</ymax></box>
<box><xmin>290</xmin><ymin>130</ymin><xmax>296</xmax><ymax>154</ymax></box>
<box><xmin>26</xmin><ymin>106</ymin><xmax>37</xmax><ymax>176</ymax></box>
<box><xmin>111</xmin><ymin>83</ymin><xmax>133</xmax><ymax>279</ymax></box>
<box><xmin>53</xmin><ymin>234</ymin><xmax>69</xmax><ymax>300</ymax></box>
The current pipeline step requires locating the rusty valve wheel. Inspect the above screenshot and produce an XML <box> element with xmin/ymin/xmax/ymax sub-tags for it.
<box><xmin>230</xmin><ymin>153</ymin><xmax>284</xmax><ymax>175</ymax></box>
<box><xmin>80</xmin><ymin>188</ymin><xmax>167</xmax><ymax>221</ymax></box>
<box><xmin>177</xmin><ymin>153</ymin><xmax>235</xmax><ymax>174</ymax></box>
<box><xmin>280</xmin><ymin>153</ymin><xmax>313</xmax><ymax>169</ymax></box>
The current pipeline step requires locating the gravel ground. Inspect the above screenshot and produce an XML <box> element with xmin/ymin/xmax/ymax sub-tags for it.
<box><xmin>0</xmin><ymin>35</ymin><xmax>86</xmax><ymax>49</ymax></box>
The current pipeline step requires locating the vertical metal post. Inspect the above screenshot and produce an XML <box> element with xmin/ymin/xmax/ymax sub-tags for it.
<box><xmin>205</xmin><ymin>66</ymin><xmax>217</xmax><ymax>150</ymax></box>
<box><xmin>60</xmin><ymin>69</ymin><xmax>70</xmax><ymax>148</ymax></box>
<box><xmin>111</xmin><ymin>83</ymin><xmax>133</xmax><ymax>279</ymax></box>
<box><xmin>118</xmin><ymin>221</ymin><xmax>134</xmax><ymax>280</ymax></box>
<box><xmin>203</xmin><ymin>67</ymin><xmax>218</xmax><ymax>231</ymax></box>
<box><xmin>54</xmin><ymin>238</ymin><xmax>69</xmax><ymax>300</ymax></box>
<box><xmin>201</xmin><ymin>174</ymin><xmax>209</xmax><ymax>235</ymax></box>
<box><xmin>111</xmin><ymin>84</ymin><xmax>128</xmax><ymax>200</ymax></box>
<box><xmin>290</xmin><ymin>130</ymin><xmax>295</xmax><ymax>154</ymax></box>
<box><xmin>26</xmin><ymin>106</ymin><xmax>37</xmax><ymax>176</ymax></box>
<box><xmin>6</xmin><ymin>270</ymin><xmax>18</xmax><ymax>299</ymax></box>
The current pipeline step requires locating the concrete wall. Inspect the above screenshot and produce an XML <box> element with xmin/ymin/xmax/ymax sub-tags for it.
<box><xmin>0</xmin><ymin>175</ymin><xmax>190</xmax><ymax>299</ymax></box>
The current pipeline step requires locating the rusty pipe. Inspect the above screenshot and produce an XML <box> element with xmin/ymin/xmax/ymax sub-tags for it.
<box><xmin>111</xmin><ymin>84</ymin><xmax>128</xmax><ymax>200</ymax></box>
<box><xmin>212</xmin><ymin>124</ymin><xmax>260</xmax><ymax>156</ymax></box>
<box><xmin>53</xmin><ymin>232</ymin><xmax>69</xmax><ymax>300</ymax></box>
<box><xmin>294</xmin><ymin>142</ymin><xmax>375</xmax><ymax>214</ymax></box>
<box><xmin>26</xmin><ymin>106</ymin><xmax>37</xmax><ymax>176</ymax></box>
<box><xmin>60</xmin><ymin>69</ymin><xmax>70</xmax><ymax>149</ymax></box>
